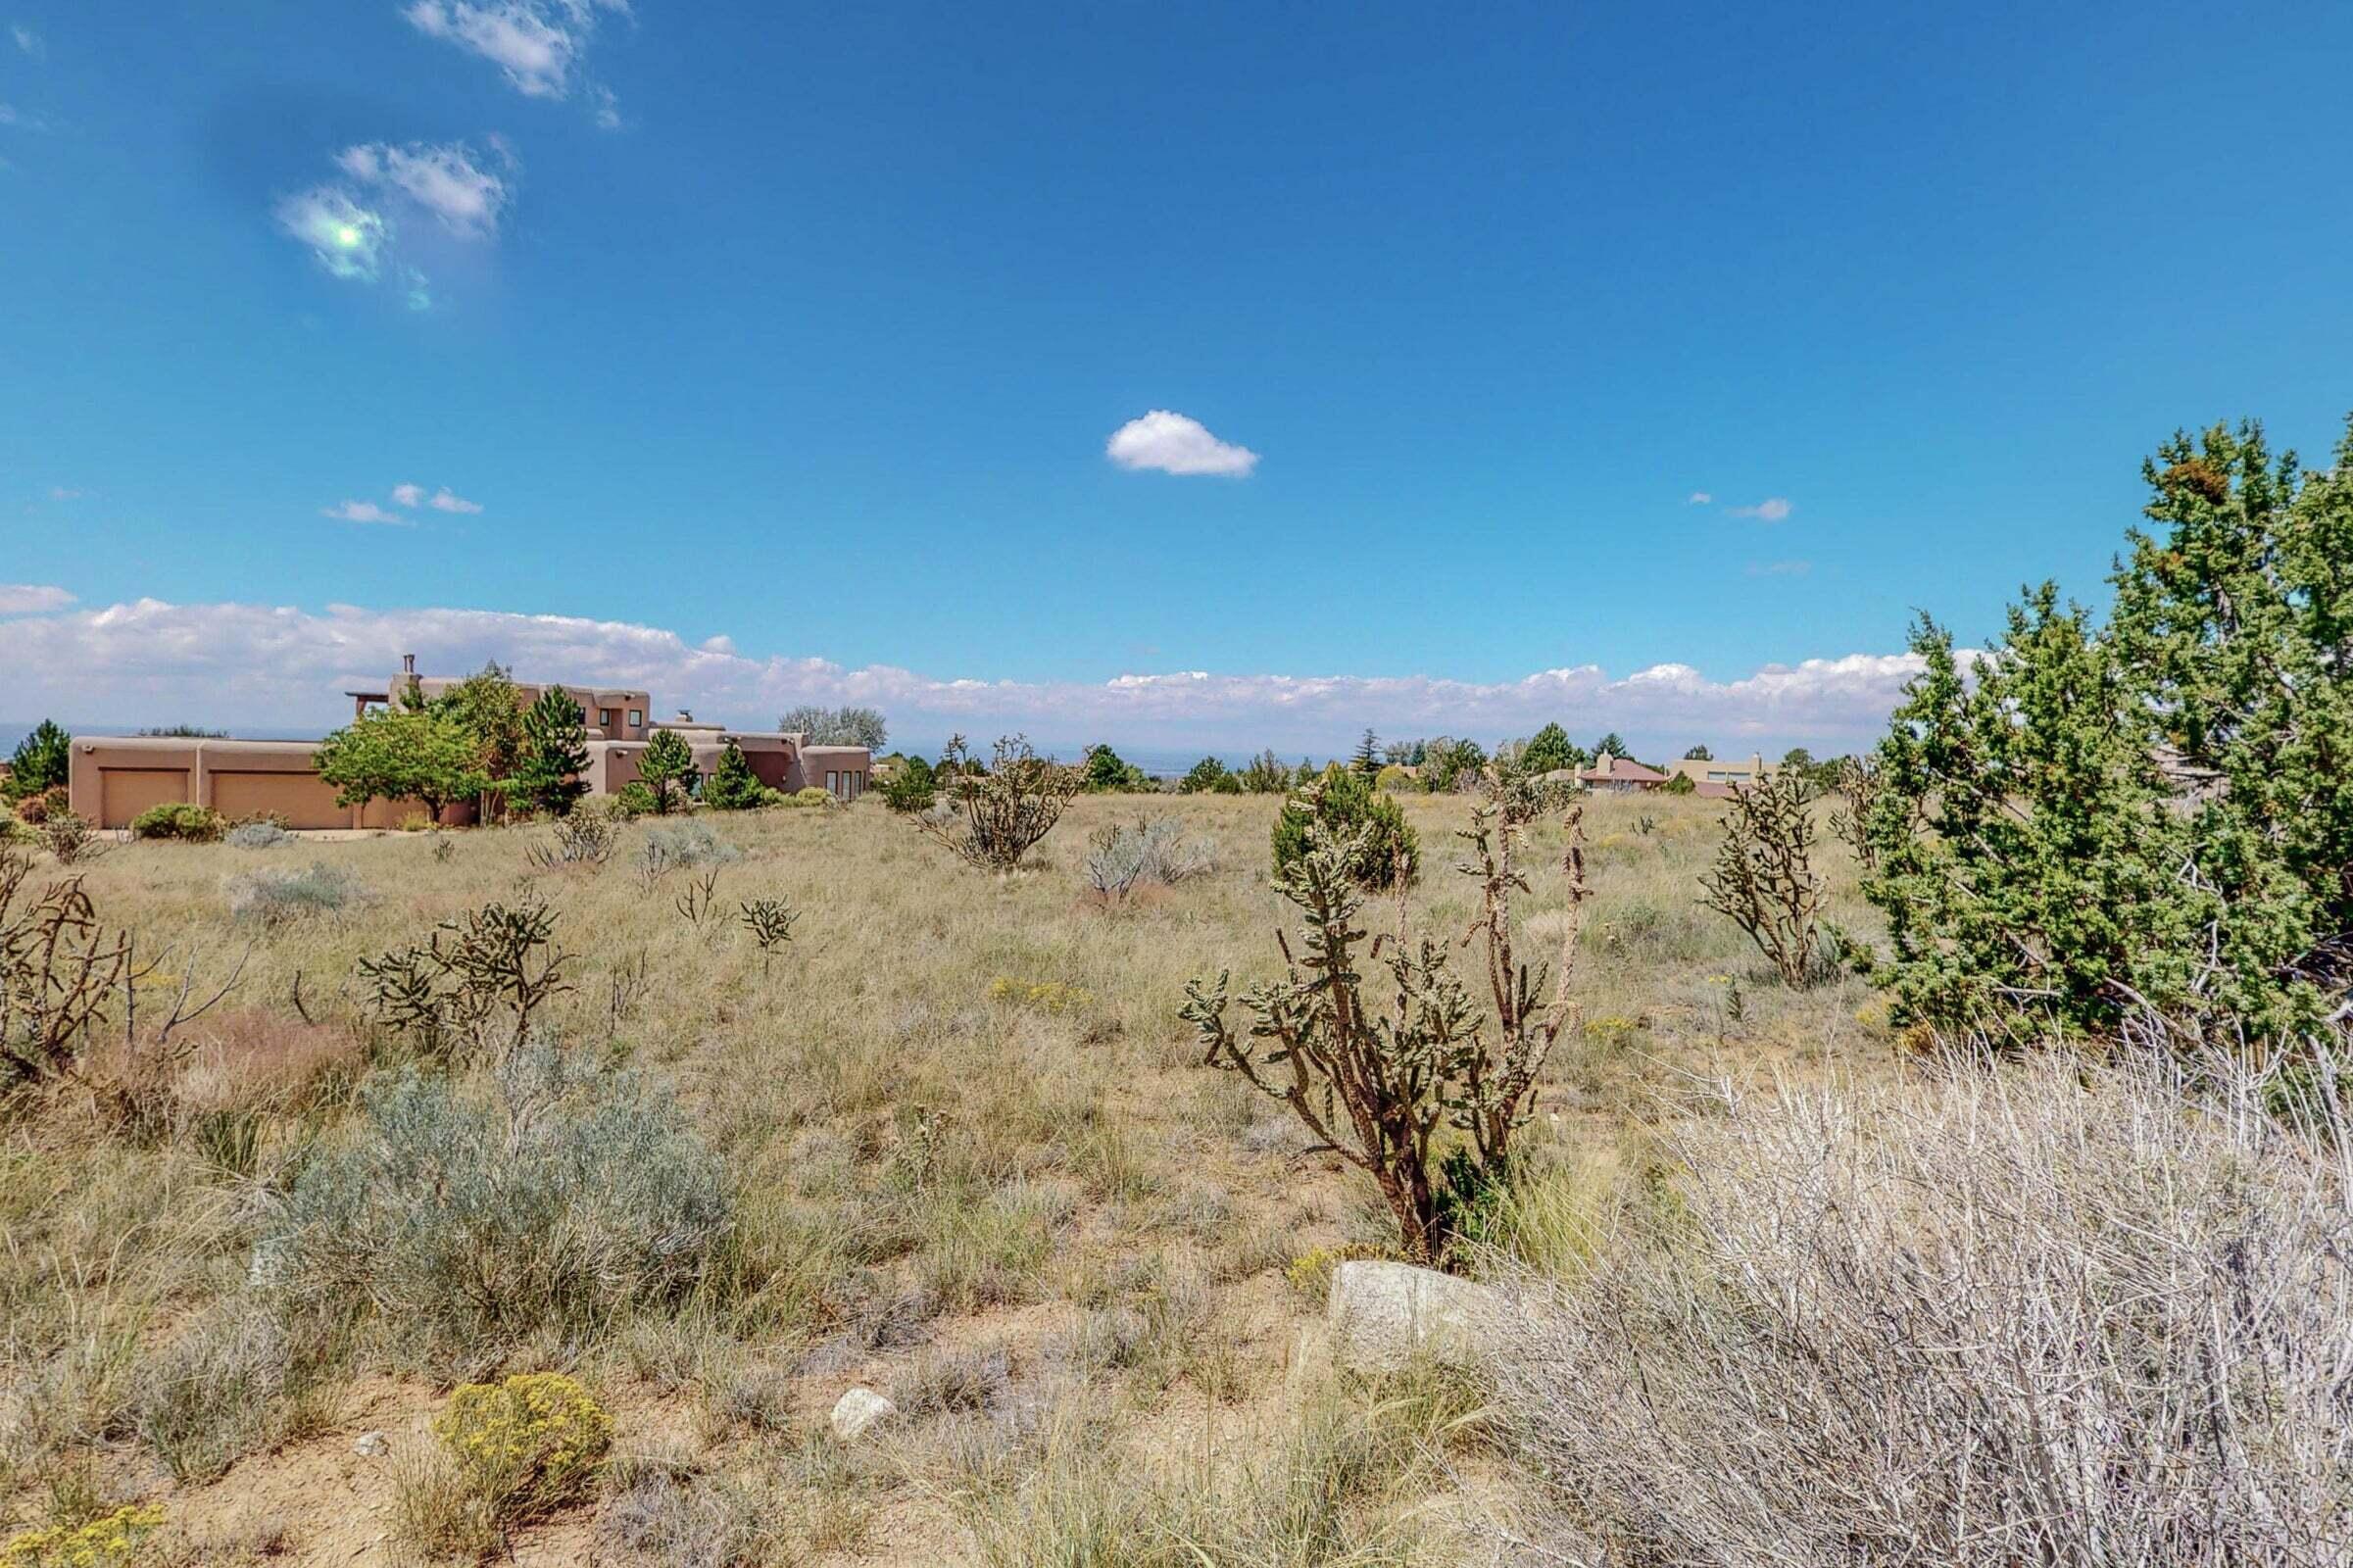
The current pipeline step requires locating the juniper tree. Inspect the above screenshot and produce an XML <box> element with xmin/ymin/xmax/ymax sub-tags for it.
<box><xmin>1863</xmin><ymin>417</ymin><xmax>2353</xmax><ymax>1054</ymax></box>
<box><xmin>510</xmin><ymin>685</ymin><xmax>590</xmax><ymax>817</ymax></box>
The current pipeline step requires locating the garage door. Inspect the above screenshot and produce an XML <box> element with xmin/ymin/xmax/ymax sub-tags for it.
<box><xmin>99</xmin><ymin>768</ymin><xmax>191</xmax><ymax>828</ymax></box>
<box><xmin>211</xmin><ymin>771</ymin><xmax>348</xmax><ymax>830</ymax></box>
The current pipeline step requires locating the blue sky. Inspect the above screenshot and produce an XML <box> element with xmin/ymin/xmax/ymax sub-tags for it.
<box><xmin>6</xmin><ymin>0</ymin><xmax>2352</xmax><ymax>759</ymax></box>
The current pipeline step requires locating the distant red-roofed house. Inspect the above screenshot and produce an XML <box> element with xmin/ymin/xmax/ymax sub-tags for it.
<box><xmin>1576</xmin><ymin>754</ymin><xmax>1670</xmax><ymax>793</ymax></box>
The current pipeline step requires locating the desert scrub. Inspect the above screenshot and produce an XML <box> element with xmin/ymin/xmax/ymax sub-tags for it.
<box><xmin>1487</xmin><ymin>1054</ymin><xmax>2353</xmax><ymax>1565</ymax></box>
<box><xmin>636</xmin><ymin>820</ymin><xmax>743</xmax><ymax>880</ymax></box>
<box><xmin>1</xmin><ymin>1504</ymin><xmax>166</xmax><ymax>1568</ymax></box>
<box><xmin>1082</xmin><ymin>815</ymin><xmax>1214</xmax><ymax>903</ymax></box>
<box><xmin>261</xmin><ymin>1043</ymin><xmax>731</xmax><ymax>1372</ymax></box>
<box><xmin>401</xmin><ymin>1372</ymin><xmax>612</xmax><ymax>1560</ymax></box>
<box><xmin>223</xmin><ymin>818</ymin><xmax>293</xmax><ymax>850</ymax></box>
<box><xmin>1271</xmin><ymin>764</ymin><xmax>1419</xmax><ymax>889</ymax></box>
<box><xmin>128</xmin><ymin>1298</ymin><xmax>313</xmax><ymax>1483</ymax></box>
<box><xmin>223</xmin><ymin>861</ymin><xmax>367</xmax><ymax>925</ymax></box>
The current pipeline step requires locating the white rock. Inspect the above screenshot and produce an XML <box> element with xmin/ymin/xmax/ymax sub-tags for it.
<box><xmin>352</xmin><ymin>1429</ymin><xmax>390</xmax><ymax>1457</ymax></box>
<box><xmin>1326</xmin><ymin>1259</ymin><xmax>1497</xmax><ymax>1373</ymax></box>
<box><xmin>829</xmin><ymin>1386</ymin><xmax>898</xmax><ymax>1442</ymax></box>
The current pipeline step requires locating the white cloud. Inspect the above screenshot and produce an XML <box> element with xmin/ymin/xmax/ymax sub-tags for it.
<box><xmin>0</xmin><ymin>583</ymin><xmax>73</xmax><ymax>614</ymax></box>
<box><xmin>47</xmin><ymin>485</ymin><xmax>80</xmax><ymax>500</ymax></box>
<box><xmin>11</xmin><ymin>24</ymin><xmax>38</xmax><ymax>57</ymax></box>
<box><xmin>391</xmin><ymin>483</ymin><xmax>425</xmax><ymax>507</ymax></box>
<box><xmin>1688</xmin><ymin>491</ymin><xmax>1712</xmax><ymax>505</ymax></box>
<box><xmin>275</xmin><ymin>187</ymin><xmax>389</xmax><ymax>281</ymax></box>
<box><xmin>403</xmin><ymin>0</ymin><xmax>627</xmax><ymax>118</ymax></box>
<box><xmin>429</xmin><ymin>487</ymin><xmax>483</xmax><ymax>514</ymax></box>
<box><xmin>336</xmin><ymin>140</ymin><xmax>511</xmax><ymax>239</ymax></box>
<box><xmin>0</xmin><ymin>595</ymin><xmax>1926</xmax><ymax>757</ymax></box>
<box><xmin>1105</xmin><ymin>411</ymin><xmax>1259</xmax><ymax>477</ymax></box>
<box><xmin>1728</xmin><ymin>497</ymin><xmax>1794</xmax><ymax>521</ymax></box>
<box><xmin>321</xmin><ymin>500</ymin><xmax>412</xmax><ymax>525</ymax></box>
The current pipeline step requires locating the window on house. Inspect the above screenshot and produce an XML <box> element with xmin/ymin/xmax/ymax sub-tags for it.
<box><xmin>599</xmin><ymin>709</ymin><xmax>616</xmax><ymax>730</ymax></box>
<box><xmin>627</xmin><ymin>710</ymin><xmax>643</xmax><ymax>729</ymax></box>
<box><xmin>826</xmin><ymin>770</ymin><xmax>839</xmax><ymax>795</ymax></box>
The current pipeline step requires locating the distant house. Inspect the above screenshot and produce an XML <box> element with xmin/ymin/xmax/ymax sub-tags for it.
<box><xmin>1576</xmin><ymin>755</ymin><xmax>1671</xmax><ymax>794</ymax></box>
<box><xmin>67</xmin><ymin>653</ymin><xmax>873</xmax><ymax>829</ymax></box>
<box><xmin>1663</xmin><ymin>753</ymin><xmax>1777</xmax><ymax>798</ymax></box>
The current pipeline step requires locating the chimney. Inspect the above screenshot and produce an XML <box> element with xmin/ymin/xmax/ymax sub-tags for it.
<box><xmin>402</xmin><ymin>653</ymin><xmax>417</xmax><ymax>676</ymax></box>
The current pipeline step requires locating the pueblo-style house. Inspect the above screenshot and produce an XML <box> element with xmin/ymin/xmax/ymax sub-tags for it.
<box><xmin>66</xmin><ymin>655</ymin><xmax>872</xmax><ymax>830</ymax></box>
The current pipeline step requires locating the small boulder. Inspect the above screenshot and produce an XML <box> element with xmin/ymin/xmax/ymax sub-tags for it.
<box><xmin>829</xmin><ymin>1386</ymin><xmax>898</xmax><ymax>1442</ymax></box>
<box><xmin>352</xmin><ymin>1430</ymin><xmax>390</xmax><ymax>1458</ymax></box>
<box><xmin>1326</xmin><ymin>1259</ymin><xmax>1497</xmax><ymax>1373</ymax></box>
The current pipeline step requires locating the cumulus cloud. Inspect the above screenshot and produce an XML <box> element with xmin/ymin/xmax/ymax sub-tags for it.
<box><xmin>321</xmin><ymin>500</ymin><xmax>411</xmax><ymax>525</ymax></box>
<box><xmin>0</xmin><ymin>595</ymin><xmax>1926</xmax><ymax>756</ymax></box>
<box><xmin>1105</xmin><ymin>411</ymin><xmax>1259</xmax><ymax>477</ymax></box>
<box><xmin>336</xmin><ymin>140</ymin><xmax>511</xmax><ymax>238</ymax></box>
<box><xmin>429</xmin><ymin>487</ymin><xmax>483</xmax><ymax>514</ymax></box>
<box><xmin>1688</xmin><ymin>491</ymin><xmax>1712</xmax><ymax>505</ymax></box>
<box><xmin>0</xmin><ymin>583</ymin><xmax>73</xmax><ymax>614</ymax></box>
<box><xmin>391</xmin><ymin>483</ymin><xmax>425</xmax><ymax>507</ymax></box>
<box><xmin>1729</xmin><ymin>497</ymin><xmax>1794</xmax><ymax>521</ymax></box>
<box><xmin>404</xmin><ymin>0</ymin><xmax>628</xmax><ymax>120</ymax></box>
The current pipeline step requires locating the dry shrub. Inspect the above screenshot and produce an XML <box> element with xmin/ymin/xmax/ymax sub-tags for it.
<box><xmin>916</xmin><ymin>734</ymin><xmax>1081</xmax><ymax>871</ymax></box>
<box><xmin>1486</xmin><ymin>1053</ymin><xmax>2353</xmax><ymax>1566</ymax></box>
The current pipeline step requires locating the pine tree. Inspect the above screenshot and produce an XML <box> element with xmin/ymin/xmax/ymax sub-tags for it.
<box><xmin>3</xmin><ymin>719</ymin><xmax>72</xmax><ymax>802</ymax></box>
<box><xmin>1351</xmin><ymin>728</ymin><xmax>1381</xmax><ymax>774</ymax></box>
<box><xmin>702</xmin><ymin>739</ymin><xmax>768</xmax><ymax>809</ymax></box>
<box><xmin>1521</xmin><ymin>722</ymin><xmax>1578</xmax><ymax>775</ymax></box>
<box><xmin>638</xmin><ymin>728</ymin><xmax>700</xmax><ymax>814</ymax></box>
<box><xmin>510</xmin><ymin>685</ymin><xmax>590</xmax><ymax>816</ymax></box>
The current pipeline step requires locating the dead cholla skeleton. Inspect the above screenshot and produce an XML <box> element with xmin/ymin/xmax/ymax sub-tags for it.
<box><xmin>1183</xmin><ymin>789</ymin><xmax>1590</xmax><ymax>1264</ymax></box>
<box><xmin>2</xmin><ymin>850</ymin><xmax>248</xmax><ymax>1086</ymax></box>
<box><xmin>914</xmin><ymin>733</ymin><xmax>1082</xmax><ymax>872</ymax></box>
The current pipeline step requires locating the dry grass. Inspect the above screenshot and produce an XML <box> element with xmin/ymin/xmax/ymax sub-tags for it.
<box><xmin>0</xmin><ymin>790</ymin><xmax>1889</xmax><ymax>1560</ymax></box>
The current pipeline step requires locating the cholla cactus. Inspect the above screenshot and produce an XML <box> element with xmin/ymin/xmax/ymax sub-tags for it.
<box><xmin>1699</xmin><ymin>770</ymin><xmax>1833</xmax><ymax>988</ymax></box>
<box><xmin>914</xmin><ymin>733</ymin><xmax>1081</xmax><ymax>871</ymax></box>
<box><xmin>1184</xmin><ymin>794</ymin><xmax>1589</xmax><ymax>1264</ymax></box>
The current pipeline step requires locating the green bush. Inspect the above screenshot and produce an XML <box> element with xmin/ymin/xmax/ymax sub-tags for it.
<box><xmin>612</xmin><ymin>781</ymin><xmax>659</xmax><ymax>818</ymax></box>
<box><xmin>1272</xmin><ymin>764</ymin><xmax>1419</xmax><ymax>889</ymax></box>
<box><xmin>130</xmin><ymin>802</ymin><xmax>225</xmax><ymax>842</ymax></box>
<box><xmin>262</xmin><ymin>1045</ymin><xmax>731</xmax><ymax>1370</ymax></box>
<box><xmin>1374</xmin><ymin>763</ymin><xmax>1412</xmax><ymax>793</ymax></box>
<box><xmin>1082</xmin><ymin>744</ymin><xmax>1151</xmax><ymax>793</ymax></box>
<box><xmin>790</xmin><ymin>786</ymin><xmax>832</xmax><ymax>807</ymax></box>
<box><xmin>881</xmin><ymin>756</ymin><xmax>938</xmax><ymax>812</ymax></box>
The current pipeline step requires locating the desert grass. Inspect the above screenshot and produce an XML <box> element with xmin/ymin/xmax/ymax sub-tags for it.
<box><xmin>0</xmin><ymin>790</ymin><xmax>1887</xmax><ymax>1561</ymax></box>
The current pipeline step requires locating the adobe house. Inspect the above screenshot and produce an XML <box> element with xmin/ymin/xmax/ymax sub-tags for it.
<box><xmin>1575</xmin><ymin>754</ymin><xmax>1672</xmax><ymax>794</ymax></box>
<box><xmin>66</xmin><ymin>658</ymin><xmax>873</xmax><ymax>829</ymax></box>
<box><xmin>1661</xmin><ymin>753</ymin><xmax>1777</xmax><ymax>798</ymax></box>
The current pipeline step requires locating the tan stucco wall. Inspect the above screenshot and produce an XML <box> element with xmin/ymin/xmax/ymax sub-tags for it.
<box><xmin>70</xmin><ymin>736</ymin><xmax>462</xmax><ymax>829</ymax></box>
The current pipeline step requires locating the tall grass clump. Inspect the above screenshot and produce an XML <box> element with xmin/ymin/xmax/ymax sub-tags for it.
<box><xmin>1485</xmin><ymin>1052</ymin><xmax>2353</xmax><ymax>1566</ymax></box>
<box><xmin>224</xmin><ymin>861</ymin><xmax>368</xmax><ymax>925</ymax></box>
<box><xmin>260</xmin><ymin>1043</ymin><xmax>732</xmax><ymax>1372</ymax></box>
